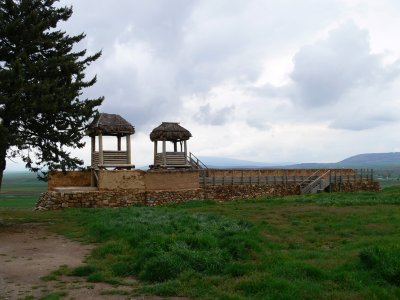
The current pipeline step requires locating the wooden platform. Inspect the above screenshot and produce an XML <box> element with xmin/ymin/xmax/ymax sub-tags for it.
<box><xmin>53</xmin><ymin>186</ymin><xmax>98</xmax><ymax>193</ymax></box>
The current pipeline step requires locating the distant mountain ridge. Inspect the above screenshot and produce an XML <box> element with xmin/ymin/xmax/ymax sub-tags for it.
<box><xmin>289</xmin><ymin>152</ymin><xmax>400</xmax><ymax>169</ymax></box>
<box><xmin>338</xmin><ymin>152</ymin><xmax>400</xmax><ymax>166</ymax></box>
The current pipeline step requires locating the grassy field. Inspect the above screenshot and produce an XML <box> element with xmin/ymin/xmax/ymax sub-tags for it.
<box><xmin>0</xmin><ymin>172</ymin><xmax>46</xmax><ymax>207</ymax></box>
<box><xmin>1</xmin><ymin>174</ymin><xmax>400</xmax><ymax>299</ymax></box>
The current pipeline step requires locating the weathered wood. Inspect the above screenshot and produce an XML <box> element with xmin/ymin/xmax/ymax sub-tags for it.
<box><xmin>97</xmin><ymin>163</ymin><xmax>135</xmax><ymax>170</ymax></box>
<box><xmin>155</xmin><ymin>152</ymin><xmax>187</xmax><ymax>166</ymax></box>
<box><xmin>117</xmin><ymin>136</ymin><xmax>121</xmax><ymax>151</ymax></box>
<box><xmin>98</xmin><ymin>132</ymin><xmax>103</xmax><ymax>165</ymax></box>
<box><xmin>184</xmin><ymin>140</ymin><xmax>187</xmax><ymax>162</ymax></box>
<box><xmin>154</xmin><ymin>141</ymin><xmax>157</xmax><ymax>165</ymax></box>
<box><xmin>126</xmin><ymin>135</ymin><xmax>131</xmax><ymax>164</ymax></box>
<box><xmin>162</xmin><ymin>141</ymin><xmax>166</xmax><ymax>165</ymax></box>
<box><xmin>92</xmin><ymin>151</ymin><xmax>129</xmax><ymax>166</ymax></box>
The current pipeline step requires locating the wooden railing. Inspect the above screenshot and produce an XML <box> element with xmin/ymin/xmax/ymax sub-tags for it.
<box><xmin>155</xmin><ymin>152</ymin><xmax>188</xmax><ymax>166</ymax></box>
<box><xmin>92</xmin><ymin>151</ymin><xmax>129</xmax><ymax>167</ymax></box>
<box><xmin>188</xmin><ymin>152</ymin><xmax>208</xmax><ymax>169</ymax></box>
<box><xmin>199</xmin><ymin>169</ymin><xmax>375</xmax><ymax>189</ymax></box>
<box><xmin>300</xmin><ymin>170</ymin><xmax>331</xmax><ymax>194</ymax></box>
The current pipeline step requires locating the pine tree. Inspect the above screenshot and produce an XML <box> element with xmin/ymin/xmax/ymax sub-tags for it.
<box><xmin>0</xmin><ymin>0</ymin><xmax>103</xmax><ymax>190</ymax></box>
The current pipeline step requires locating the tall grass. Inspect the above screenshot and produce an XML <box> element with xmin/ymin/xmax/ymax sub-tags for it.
<box><xmin>60</xmin><ymin>188</ymin><xmax>400</xmax><ymax>299</ymax></box>
<box><xmin>68</xmin><ymin>207</ymin><xmax>260</xmax><ymax>285</ymax></box>
<box><xmin>360</xmin><ymin>245</ymin><xmax>400</xmax><ymax>285</ymax></box>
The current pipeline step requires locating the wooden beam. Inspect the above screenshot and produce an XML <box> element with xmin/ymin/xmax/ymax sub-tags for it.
<box><xmin>184</xmin><ymin>140</ymin><xmax>187</xmax><ymax>164</ymax></box>
<box><xmin>117</xmin><ymin>136</ymin><xmax>121</xmax><ymax>151</ymax></box>
<box><xmin>154</xmin><ymin>141</ymin><xmax>157</xmax><ymax>165</ymax></box>
<box><xmin>162</xmin><ymin>140</ymin><xmax>166</xmax><ymax>165</ymax></box>
<box><xmin>91</xmin><ymin>136</ymin><xmax>95</xmax><ymax>168</ymax></box>
<box><xmin>98</xmin><ymin>132</ymin><xmax>103</xmax><ymax>165</ymax></box>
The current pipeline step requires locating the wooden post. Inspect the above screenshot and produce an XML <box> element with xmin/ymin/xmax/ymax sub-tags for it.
<box><xmin>98</xmin><ymin>132</ymin><xmax>103</xmax><ymax>165</ymax></box>
<box><xmin>174</xmin><ymin>142</ymin><xmax>177</xmax><ymax>152</ymax></box>
<box><xmin>91</xmin><ymin>135</ymin><xmax>96</xmax><ymax>187</ymax></box>
<box><xmin>117</xmin><ymin>136</ymin><xmax>121</xmax><ymax>151</ymax></box>
<box><xmin>184</xmin><ymin>140</ymin><xmax>188</xmax><ymax>164</ymax></box>
<box><xmin>91</xmin><ymin>136</ymin><xmax>95</xmax><ymax>166</ymax></box>
<box><xmin>154</xmin><ymin>141</ymin><xmax>158</xmax><ymax>165</ymax></box>
<box><xmin>163</xmin><ymin>141</ymin><xmax>167</xmax><ymax>166</ymax></box>
<box><xmin>126</xmin><ymin>135</ymin><xmax>131</xmax><ymax>164</ymax></box>
<box><xmin>162</xmin><ymin>140</ymin><xmax>166</xmax><ymax>166</ymax></box>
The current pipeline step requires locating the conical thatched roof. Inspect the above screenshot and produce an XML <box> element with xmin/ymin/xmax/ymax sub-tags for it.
<box><xmin>87</xmin><ymin>113</ymin><xmax>135</xmax><ymax>136</ymax></box>
<box><xmin>150</xmin><ymin>122</ymin><xmax>192</xmax><ymax>141</ymax></box>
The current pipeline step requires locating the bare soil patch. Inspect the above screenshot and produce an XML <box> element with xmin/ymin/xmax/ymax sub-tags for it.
<box><xmin>0</xmin><ymin>224</ymin><xmax>183</xmax><ymax>299</ymax></box>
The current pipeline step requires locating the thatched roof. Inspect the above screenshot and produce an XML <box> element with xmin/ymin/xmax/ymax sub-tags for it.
<box><xmin>87</xmin><ymin>113</ymin><xmax>135</xmax><ymax>136</ymax></box>
<box><xmin>150</xmin><ymin>122</ymin><xmax>192</xmax><ymax>141</ymax></box>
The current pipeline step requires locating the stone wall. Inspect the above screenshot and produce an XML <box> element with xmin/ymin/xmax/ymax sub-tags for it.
<box><xmin>203</xmin><ymin>184</ymin><xmax>301</xmax><ymax>201</ymax></box>
<box><xmin>145</xmin><ymin>189</ymin><xmax>204</xmax><ymax>206</ymax></box>
<box><xmin>329</xmin><ymin>181</ymin><xmax>380</xmax><ymax>192</ymax></box>
<box><xmin>39</xmin><ymin>168</ymin><xmax>379</xmax><ymax>211</ymax></box>
<box><xmin>48</xmin><ymin>171</ymin><xmax>91</xmax><ymax>191</ymax></box>
<box><xmin>36</xmin><ymin>179</ymin><xmax>379</xmax><ymax>210</ymax></box>
<box><xmin>37</xmin><ymin>190</ymin><xmax>146</xmax><ymax>210</ymax></box>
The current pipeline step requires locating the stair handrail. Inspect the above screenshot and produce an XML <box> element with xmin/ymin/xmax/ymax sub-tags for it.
<box><xmin>302</xmin><ymin>170</ymin><xmax>331</xmax><ymax>194</ymax></box>
<box><xmin>299</xmin><ymin>169</ymin><xmax>322</xmax><ymax>187</ymax></box>
<box><xmin>188</xmin><ymin>152</ymin><xmax>208</xmax><ymax>169</ymax></box>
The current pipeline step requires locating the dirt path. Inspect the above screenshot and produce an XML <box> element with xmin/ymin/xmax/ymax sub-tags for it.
<box><xmin>0</xmin><ymin>224</ymin><xmax>163</xmax><ymax>300</ymax></box>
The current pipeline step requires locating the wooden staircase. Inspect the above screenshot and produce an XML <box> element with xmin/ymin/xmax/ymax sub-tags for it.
<box><xmin>187</xmin><ymin>153</ymin><xmax>208</xmax><ymax>174</ymax></box>
<box><xmin>299</xmin><ymin>170</ymin><xmax>331</xmax><ymax>194</ymax></box>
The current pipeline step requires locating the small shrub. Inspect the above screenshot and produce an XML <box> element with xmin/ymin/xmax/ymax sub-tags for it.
<box><xmin>92</xmin><ymin>241</ymin><xmax>127</xmax><ymax>259</ymax></box>
<box><xmin>40</xmin><ymin>291</ymin><xmax>67</xmax><ymax>300</ymax></box>
<box><xmin>111</xmin><ymin>261</ymin><xmax>134</xmax><ymax>276</ymax></box>
<box><xmin>139</xmin><ymin>253</ymin><xmax>189</xmax><ymax>282</ymax></box>
<box><xmin>87</xmin><ymin>271</ymin><xmax>105</xmax><ymax>282</ymax></box>
<box><xmin>70</xmin><ymin>265</ymin><xmax>96</xmax><ymax>277</ymax></box>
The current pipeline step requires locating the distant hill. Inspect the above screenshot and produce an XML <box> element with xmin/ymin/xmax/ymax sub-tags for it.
<box><xmin>337</xmin><ymin>152</ymin><xmax>400</xmax><ymax>167</ymax></box>
<box><xmin>287</xmin><ymin>152</ymin><xmax>400</xmax><ymax>169</ymax></box>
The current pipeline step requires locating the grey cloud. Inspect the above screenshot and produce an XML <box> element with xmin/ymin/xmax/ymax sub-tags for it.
<box><xmin>330</xmin><ymin>113</ymin><xmax>398</xmax><ymax>131</ymax></box>
<box><xmin>194</xmin><ymin>104</ymin><xmax>235</xmax><ymax>125</ymax></box>
<box><xmin>246</xmin><ymin>119</ymin><xmax>271</xmax><ymax>130</ymax></box>
<box><xmin>289</xmin><ymin>21</ymin><xmax>398</xmax><ymax>107</ymax></box>
<box><xmin>59</xmin><ymin>0</ymin><xmax>351</xmax><ymax>130</ymax></box>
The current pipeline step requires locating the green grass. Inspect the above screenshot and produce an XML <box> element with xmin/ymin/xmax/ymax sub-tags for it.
<box><xmin>0</xmin><ymin>172</ymin><xmax>46</xmax><ymax>208</ymax></box>
<box><xmin>2</xmin><ymin>175</ymin><xmax>400</xmax><ymax>299</ymax></box>
<box><xmin>45</xmin><ymin>188</ymin><xmax>400</xmax><ymax>299</ymax></box>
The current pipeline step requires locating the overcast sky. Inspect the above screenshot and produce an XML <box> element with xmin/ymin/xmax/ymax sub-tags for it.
<box><xmin>8</xmin><ymin>0</ymin><xmax>400</xmax><ymax>170</ymax></box>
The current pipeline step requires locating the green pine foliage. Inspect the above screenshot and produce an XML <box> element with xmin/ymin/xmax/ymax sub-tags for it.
<box><xmin>0</xmin><ymin>0</ymin><xmax>103</xmax><ymax>187</ymax></box>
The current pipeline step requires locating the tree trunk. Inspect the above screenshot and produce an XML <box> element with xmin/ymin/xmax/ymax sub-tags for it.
<box><xmin>0</xmin><ymin>154</ymin><xmax>6</xmax><ymax>192</ymax></box>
